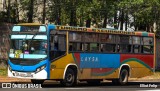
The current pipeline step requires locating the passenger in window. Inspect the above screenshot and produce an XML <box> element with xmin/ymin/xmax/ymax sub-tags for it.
<box><xmin>54</xmin><ymin>32</ymin><xmax>58</xmax><ymax>50</ymax></box>
<box><xmin>149</xmin><ymin>39</ymin><xmax>152</xmax><ymax>45</ymax></box>
<box><xmin>100</xmin><ymin>44</ymin><xmax>104</xmax><ymax>52</ymax></box>
<box><xmin>39</xmin><ymin>41</ymin><xmax>47</xmax><ymax>54</ymax></box>
<box><xmin>117</xmin><ymin>45</ymin><xmax>120</xmax><ymax>52</ymax></box>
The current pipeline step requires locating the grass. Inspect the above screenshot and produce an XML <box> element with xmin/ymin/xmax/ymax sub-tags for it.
<box><xmin>0</xmin><ymin>68</ymin><xmax>7</xmax><ymax>76</ymax></box>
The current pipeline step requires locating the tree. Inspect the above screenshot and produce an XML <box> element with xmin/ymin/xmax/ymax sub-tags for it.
<box><xmin>7</xmin><ymin>0</ymin><xmax>11</xmax><ymax>22</ymax></box>
<box><xmin>42</xmin><ymin>0</ymin><xmax>46</xmax><ymax>24</ymax></box>
<box><xmin>28</xmin><ymin>0</ymin><xmax>34</xmax><ymax>23</ymax></box>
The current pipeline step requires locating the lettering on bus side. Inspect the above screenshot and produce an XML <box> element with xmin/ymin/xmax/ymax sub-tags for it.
<box><xmin>80</xmin><ymin>57</ymin><xmax>99</xmax><ymax>62</ymax></box>
<box><xmin>56</xmin><ymin>26</ymin><xmax>87</xmax><ymax>32</ymax></box>
<box><xmin>56</xmin><ymin>25</ymin><xmax>136</xmax><ymax>35</ymax></box>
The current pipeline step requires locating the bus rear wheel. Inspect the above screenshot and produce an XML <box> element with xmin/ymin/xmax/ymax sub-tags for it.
<box><xmin>60</xmin><ymin>68</ymin><xmax>77</xmax><ymax>87</ymax></box>
<box><xmin>112</xmin><ymin>69</ymin><xmax>129</xmax><ymax>85</ymax></box>
<box><xmin>31</xmin><ymin>79</ymin><xmax>44</xmax><ymax>84</ymax></box>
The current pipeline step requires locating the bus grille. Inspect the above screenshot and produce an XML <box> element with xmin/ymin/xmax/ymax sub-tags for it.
<box><xmin>9</xmin><ymin>58</ymin><xmax>41</xmax><ymax>66</ymax></box>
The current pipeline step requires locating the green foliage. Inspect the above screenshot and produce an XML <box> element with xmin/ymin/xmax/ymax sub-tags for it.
<box><xmin>1</xmin><ymin>0</ymin><xmax>160</xmax><ymax>32</ymax></box>
<box><xmin>0</xmin><ymin>69</ymin><xmax>7</xmax><ymax>76</ymax></box>
<box><xmin>0</xmin><ymin>11</ymin><xmax>7</xmax><ymax>23</ymax></box>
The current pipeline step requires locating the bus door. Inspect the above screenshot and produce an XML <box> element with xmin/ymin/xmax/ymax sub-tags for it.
<box><xmin>49</xmin><ymin>31</ymin><xmax>66</xmax><ymax>60</ymax></box>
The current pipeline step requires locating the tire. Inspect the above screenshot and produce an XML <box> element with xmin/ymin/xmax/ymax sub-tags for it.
<box><xmin>87</xmin><ymin>80</ymin><xmax>101</xmax><ymax>85</ymax></box>
<box><xmin>112</xmin><ymin>69</ymin><xmax>129</xmax><ymax>85</ymax></box>
<box><xmin>31</xmin><ymin>79</ymin><xmax>44</xmax><ymax>84</ymax></box>
<box><xmin>60</xmin><ymin>68</ymin><xmax>77</xmax><ymax>87</ymax></box>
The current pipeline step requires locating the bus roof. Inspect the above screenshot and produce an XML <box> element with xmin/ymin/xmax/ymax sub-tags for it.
<box><xmin>16</xmin><ymin>23</ymin><xmax>43</xmax><ymax>26</ymax></box>
<box><xmin>54</xmin><ymin>25</ymin><xmax>154</xmax><ymax>37</ymax></box>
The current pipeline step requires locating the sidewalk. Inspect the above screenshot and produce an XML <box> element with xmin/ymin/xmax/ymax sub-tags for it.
<box><xmin>0</xmin><ymin>76</ymin><xmax>30</xmax><ymax>82</ymax></box>
<box><xmin>130</xmin><ymin>72</ymin><xmax>160</xmax><ymax>82</ymax></box>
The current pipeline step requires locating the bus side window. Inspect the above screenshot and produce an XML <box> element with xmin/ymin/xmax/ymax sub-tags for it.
<box><xmin>90</xmin><ymin>43</ymin><xmax>99</xmax><ymax>52</ymax></box>
<box><xmin>133</xmin><ymin>45</ymin><xmax>140</xmax><ymax>53</ymax></box>
<box><xmin>49</xmin><ymin>36</ymin><xmax>53</xmax><ymax>50</ymax></box>
<box><xmin>117</xmin><ymin>45</ymin><xmax>120</xmax><ymax>52</ymax></box>
<box><xmin>84</xmin><ymin>43</ymin><xmax>90</xmax><ymax>51</ymax></box>
<box><xmin>49</xmin><ymin>31</ymin><xmax>66</xmax><ymax>60</ymax></box>
<box><xmin>142</xmin><ymin>45</ymin><xmax>153</xmax><ymax>54</ymax></box>
<box><xmin>127</xmin><ymin>45</ymin><xmax>132</xmax><ymax>53</ymax></box>
<box><xmin>54</xmin><ymin>33</ymin><xmax>58</xmax><ymax>50</ymax></box>
<box><xmin>120</xmin><ymin>45</ymin><xmax>131</xmax><ymax>53</ymax></box>
<box><xmin>50</xmin><ymin>35</ymin><xmax>55</xmax><ymax>60</ymax></box>
<box><xmin>69</xmin><ymin>44</ymin><xmax>73</xmax><ymax>51</ymax></box>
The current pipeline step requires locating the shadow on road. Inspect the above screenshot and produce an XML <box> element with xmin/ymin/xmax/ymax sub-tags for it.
<box><xmin>40</xmin><ymin>81</ymin><xmax>160</xmax><ymax>88</ymax></box>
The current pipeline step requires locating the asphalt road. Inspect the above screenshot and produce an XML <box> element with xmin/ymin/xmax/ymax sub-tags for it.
<box><xmin>0</xmin><ymin>81</ymin><xmax>160</xmax><ymax>91</ymax></box>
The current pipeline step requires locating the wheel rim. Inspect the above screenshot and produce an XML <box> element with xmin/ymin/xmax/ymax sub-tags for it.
<box><xmin>66</xmin><ymin>74</ymin><xmax>73</xmax><ymax>82</ymax></box>
<box><xmin>121</xmin><ymin>70</ymin><xmax>128</xmax><ymax>82</ymax></box>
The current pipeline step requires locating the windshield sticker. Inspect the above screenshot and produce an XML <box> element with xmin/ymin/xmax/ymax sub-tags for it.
<box><xmin>15</xmin><ymin>50</ymin><xmax>22</xmax><ymax>58</ymax></box>
<box><xmin>10</xmin><ymin>49</ymin><xmax>14</xmax><ymax>54</ymax></box>
<box><xmin>24</xmin><ymin>51</ymin><xmax>29</xmax><ymax>54</ymax></box>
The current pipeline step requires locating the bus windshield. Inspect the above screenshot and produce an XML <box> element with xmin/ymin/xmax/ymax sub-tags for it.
<box><xmin>9</xmin><ymin>39</ymin><xmax>47</xmax><ymax>59</ymax></box>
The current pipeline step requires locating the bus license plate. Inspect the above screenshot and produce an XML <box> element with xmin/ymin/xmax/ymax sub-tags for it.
<box><xmin>15</xmin><ymin>72</ymin><xmax>32</xmax><ymax>77</ymax></box>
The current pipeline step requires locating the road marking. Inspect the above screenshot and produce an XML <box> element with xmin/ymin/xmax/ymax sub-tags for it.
<box><xmin>64</xmin><ymin>88</ymin><xmax>89</xmax><ymax>90</ymax></box>
<box><xmin>64</xmin><ymin>87</ymin><xmax>104</xmax><ymax>90</ymax></box>
<box><xmin>137</xmin><ymin>89</ymin><xmax>160</xmax><ymax>91</ymax></box>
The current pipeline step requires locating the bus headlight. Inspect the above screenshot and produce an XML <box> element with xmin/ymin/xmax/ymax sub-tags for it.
<box><xmin>8</xmin><ymin>65</ymin><xmax>12</xmax><ymax>71</ymax></box>
<box><xmin>35</xmin><ymin>64</ymin><xmax>46</xmax><ymax>73</ymax></box>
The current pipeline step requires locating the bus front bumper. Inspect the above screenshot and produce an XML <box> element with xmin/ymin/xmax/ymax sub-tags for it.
<box><xmin>8</xmin><ymin>68</ymin><xmax>48</xmax><ymax>79</ymax></box>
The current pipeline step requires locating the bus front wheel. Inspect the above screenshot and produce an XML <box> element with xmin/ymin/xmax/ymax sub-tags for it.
<box><xmin>60</xmin><ymin>68</ymin><xmax>77</xmax><ymax>87</ymax></box>
<box><xmin>112</xmin><ymin>69</ymin><xmax>129</xmax><ymax>85</ymax></box>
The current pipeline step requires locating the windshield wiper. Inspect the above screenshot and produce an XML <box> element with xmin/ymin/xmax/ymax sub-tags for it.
<box><xmin>22</xmin><ymin>35</ymin><xmax>28</xmax><ymax>59</ymax></box>
<box><xmin>28</xmin><ymin>32</ymin><xmax>38</xmax><ymax>52</ymax></box>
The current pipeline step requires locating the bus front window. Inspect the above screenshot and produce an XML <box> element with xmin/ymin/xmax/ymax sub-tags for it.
<box><xmin>9</xmin><ymin>39</ymin><xmax>47</xmax><ymax>59</ymax></box>
<box><xmin>30</xmin><ymin>40</ymin><xmax>47</xmax><ymax>54</ymax></box>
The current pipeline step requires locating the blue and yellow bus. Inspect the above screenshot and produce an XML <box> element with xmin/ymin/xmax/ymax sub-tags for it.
<box><xmin>8</xmin><ymin>23</ymin><xmax>155</xmax><ymax>86</ymax></box>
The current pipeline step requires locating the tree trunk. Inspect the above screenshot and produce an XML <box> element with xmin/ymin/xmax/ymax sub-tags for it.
<box><xmin>80</xmin><ymin>17</ymin><xmax>83</xmax><ymax>27</ymax></box>
<box><xmin>114</xmin><ymin>11</ymin><xmax>118</xmax><ymax>29</ymax></box>
<box><xmin>120</xmin><ymin>9</ymin><xmax>124</xmax><ymax>30</ymax></box>
<box><xmin>125</xmin><ymin>13</ymin><xmax>128</xmax><ymax>31</ymax></box>
<box><xmin>70</xmin><ymin>10</ymin><xmax>74</xmax><ymax>26</ymax></box>
<box><xmin>86</xmin><ymin>18</ymin><xmax>91</xmax><ymax>28</ymax></box>
<box><xmin>57</xmin><ymin>6</ymin><xmax>61</xmax><ymax>25</ymax></box>
<box><xmin>42</xmin><ymin>0</ymin><xmax>46</xmax><ymax>24</ymax></box>
<box><xmin>55</xmin><ymin>0</ymin><xmax>61</xmax><ymax>25</ymax></box>
<box><xmin>28</xmin><ymin>0</ymin><xmax>34</xmax><ymax>23</ymax></box>
<box><xmin>73</xmin><ymin>10</ymin><xmax>77</xmax><ymax>26</ymax></box>
<box><xmin>102</xmin><ymin>16</ymin><xmax>107</xmax><ymax>28</ymax></box>
<box><xmin>80</xmin><ymin>9</ymin><xmax>84</xmax><ymax>27</ymax></box>
<box><xmin>70</xmin><ymin>9</ymin><xmax>77</xmax><ymax>26</ymax></box>
<box><xmin>7</xmin><ymin>0</ymin><xmax>11</xmax><ymax>22</ymax></box>
<box><xmin>15</xmin><ymin>0</ymin><xmax>19</xmax><ymax>23</ymax></box>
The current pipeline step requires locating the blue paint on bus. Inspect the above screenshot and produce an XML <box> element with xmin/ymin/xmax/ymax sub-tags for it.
<box><xmin>8</xmin><ymin>59</ymin><xmax>48</xmax><ymax>72</ymax></box>
<box><xmin>80</xmin><ymin>53</ymin><xmax>120</xmax><ymax>68</ymax></box>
